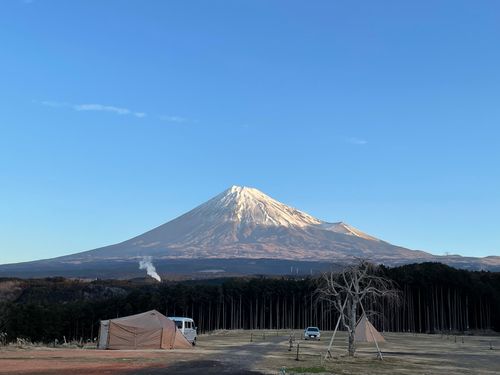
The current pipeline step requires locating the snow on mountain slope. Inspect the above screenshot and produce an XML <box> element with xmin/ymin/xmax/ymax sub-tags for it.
<box><xmin>64</xmin><ymin>185</ymin><xmax>428</xmax><ymax>262</ymax></box>
<box><xmin>198</xmin><ymin>186</ymin><xmax>322</xmax><ymax>227</ymax></box>
<box><xmin>319</xmin><ymin>222</ymin><xmax>380</xmax><ymax>241</ymax></box>
<box><xmin>2</xmin><ymin>185</ymin><xmax>499</xmax><ymax>276</ymax></box>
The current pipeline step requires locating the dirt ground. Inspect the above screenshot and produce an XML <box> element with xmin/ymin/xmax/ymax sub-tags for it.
<box><xmin>1</xmin><ymin>330</ymin><xmax>499</xmax><ymax>374</ymax></box>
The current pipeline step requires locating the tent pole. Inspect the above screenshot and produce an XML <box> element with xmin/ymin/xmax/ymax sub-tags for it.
<box><xmin>324</xmin><ymin>295</ymin><xmax>349</xmax><ymax>360</ymax></box>
<box><xmin>325</xmin><ymin>314</ymin><xmax>342</xmax><ymax>359</ymax></box>
<box><xmin>360</xmin><ymin>303</ymin><xmax>383</xmax><ymax>360</ymax></box>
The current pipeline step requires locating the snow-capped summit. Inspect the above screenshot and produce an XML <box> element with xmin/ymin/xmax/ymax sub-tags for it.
<box><xmin>197</xmin><ymin>185</ymin><xmax>321</xmax><ymax>228</ymax></box>
<box><xmin>197</xmin><ymin>186</ymin><xmax>378</xmax><ymax>239</ymax></box>
<box><xmin>65</xmin><ymin>185</ymin><xmax>422</xmax><ymax>262</ymax></box>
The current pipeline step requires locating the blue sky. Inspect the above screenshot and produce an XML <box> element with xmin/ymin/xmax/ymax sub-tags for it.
<box><xmin>1</xmin><ymin>0</ymin><xmax>499</xmax><ymax>264</ymax></box>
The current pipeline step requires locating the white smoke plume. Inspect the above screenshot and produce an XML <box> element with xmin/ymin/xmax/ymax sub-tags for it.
<box><xmin>139</xmin><ymin>256</ymin><xmax>161</xmax><ymax>281</ymax></box>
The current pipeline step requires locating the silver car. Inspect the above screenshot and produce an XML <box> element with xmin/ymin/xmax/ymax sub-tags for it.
<box><xmin>304</xmin><ymin>326</ymin><xmax>321</xmax><ymax>340</ymax></box>
<box><xmin>169</xmin><ymin>317</ymin><xmax>197</xmax><ymax>345</ymax></box>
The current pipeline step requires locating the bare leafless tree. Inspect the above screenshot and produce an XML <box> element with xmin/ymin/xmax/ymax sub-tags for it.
<box><xmin>317</xmin><ymin>259</ymin><xmax>400</xmax><ymax>357</ymax></box>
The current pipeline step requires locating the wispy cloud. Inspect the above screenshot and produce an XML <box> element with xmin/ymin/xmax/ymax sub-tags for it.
<box><xmin>345</xmin><ymin>137</ymin><xmax>368</xmax><ymax>145</ymax></box>
<box><xmin>74</xmin><ymin>103</ymin><xmax>146</xmax><ymax>118</ymax></box>
<box><xmin>159</xmin><ymin>115</ymin><xmax>189</xmax><ymax>123</ymax></box>
<box><xmin>39</xmin><ymin>100</ymin><xmax>146</xmax><ymax>118</ymax></box>
<box><xmin>37</xmin><ymin>100</ymin><xmax>196</xmax><ymax>123</ymax></box>
<box><xmin>74</xmin><ymin>103</ymin><xmax>131</xmax><ymax>115</ymax></box>
<box><xmin>40</xmin><ymin>100</ymin><xmax>68</xmax><ymax>108</ymax></box>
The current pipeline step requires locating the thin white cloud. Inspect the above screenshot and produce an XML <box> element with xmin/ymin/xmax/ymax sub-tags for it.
<box><xmin>345</xmin><ymin>137</ymin><xmax>368</xmax><ymax>145</ymax></box>
<box><xmin>73</xmin><ymin>103</ymin><xmax>130</xmax><ymax>115</ymax></box>
<box><xmin>38</xmin><ymin>100</ymin><xmax>193</xmax><ymax>123</ymax></box>
<box><xmin>159</xmin><ymin>115</ymin><xmax>189</xmax><ymax>123</ymax></box>
<box><xmin>40</xmin><ymin>100</ymin><xmax>68</xmax><ymax>108</ymax></box>
<box><xmin>38</xmin><ymin>100</ymin><xmax>146</xmax><ymax>118</ymax></box>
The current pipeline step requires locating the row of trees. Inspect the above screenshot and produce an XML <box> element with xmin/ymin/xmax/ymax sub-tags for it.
<box><xmin>0</xmin><ymin>263</ymin><xmax>498</xmax><ymax>343</ymax></box>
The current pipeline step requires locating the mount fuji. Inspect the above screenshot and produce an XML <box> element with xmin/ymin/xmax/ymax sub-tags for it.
<box><xmin>1</xmin><ymin>186</ymin><xmax>499</xmax><ymax>278</ymax></box>
<box><xmin>67</xmin><ymin>185</ymin><xmax>429</xmax><ymax>262</ymax></box>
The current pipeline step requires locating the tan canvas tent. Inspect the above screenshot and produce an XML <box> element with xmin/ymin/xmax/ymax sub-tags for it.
<box><xmin>354</xmin><ymin>315</ymin><xmax>385</xmax><ymax>343</ymax></box>
<box><xmin>98</xmin><ymin>310</ymin><xmax>192</xmax><ymax>350</ymax></box>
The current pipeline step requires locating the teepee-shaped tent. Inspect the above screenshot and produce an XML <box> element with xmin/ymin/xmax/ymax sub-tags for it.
<box><xmin>354</xmin><ymin>315</ymin><xmax>385</xmax><ymax>343</ymax></box>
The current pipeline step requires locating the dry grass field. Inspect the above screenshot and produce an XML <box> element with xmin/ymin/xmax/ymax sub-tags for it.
<box><xmin>0</xmin><ymin>330</ymin><xmax>499</xmax><ymax>374</ymax></box>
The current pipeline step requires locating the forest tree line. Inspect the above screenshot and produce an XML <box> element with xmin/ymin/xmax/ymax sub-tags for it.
<box><xmin>0</xmin><ymin>262</ymin><xmax>498</xmax><ymax>343</ymax></box>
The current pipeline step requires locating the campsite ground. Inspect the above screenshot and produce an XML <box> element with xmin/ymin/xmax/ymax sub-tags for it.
<box><xmin>0</xmin><ymin>330</ymin><xmax>499</xmax><ymax>374</ymax></box>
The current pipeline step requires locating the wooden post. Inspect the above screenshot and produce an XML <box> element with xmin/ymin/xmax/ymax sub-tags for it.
<box><xmin>295</xmin><ymin>343</ymin><xmax>300</xmax><ymax>361</ymax></box>
<box><xmin>250</xmin><ymin>333</ymin><xmax>253</xmax><ymax>342</ymax></box>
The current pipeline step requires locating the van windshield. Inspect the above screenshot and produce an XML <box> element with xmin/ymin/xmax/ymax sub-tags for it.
<box><xmin>174</xmin><ymin>321</ymin><xmax>182</xmax><ymax>328</ymax></box>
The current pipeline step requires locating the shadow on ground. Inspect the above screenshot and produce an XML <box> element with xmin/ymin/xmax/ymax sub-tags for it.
<box><xmin>128</xmin><ymin>360</ymin><xmax>265</xmax><ymax>374</ymax></box>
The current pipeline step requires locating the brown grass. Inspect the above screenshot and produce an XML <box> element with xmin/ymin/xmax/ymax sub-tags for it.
<box><xmin>0</xmin><ymin>330</ymin><xmax>498</xmax><ymax>374</ymax></box>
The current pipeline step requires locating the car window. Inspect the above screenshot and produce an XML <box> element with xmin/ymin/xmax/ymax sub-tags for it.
<box><xmin>174</xmin><ymin>321</ymin><xmax>182</xmax><ymax>328</ymax></box>
<box><xmin>307</xmin><ymin>327</ymin><xmax>319</xmax><ymax>332</ymax></box>
<box><xmin>185</xmin><ymin>321</ymin><xmax>191</xmax><ymax>329</ymax></box>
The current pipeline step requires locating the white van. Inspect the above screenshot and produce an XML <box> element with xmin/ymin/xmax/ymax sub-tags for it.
<box><xmin>169</xmin><ymin>317</ymin><xmax>197</xmax><ymax>345</ymax></box>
